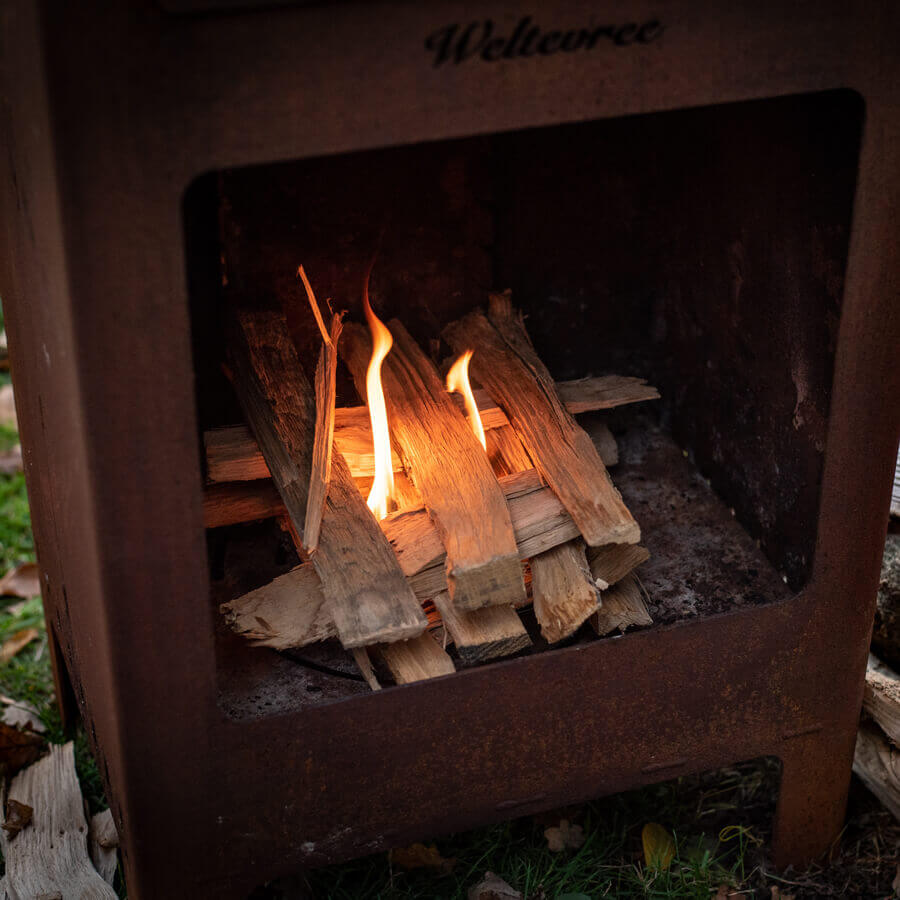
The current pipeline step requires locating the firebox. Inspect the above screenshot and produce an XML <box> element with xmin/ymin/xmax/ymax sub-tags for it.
<box><xmin>1</xmin><ymin>2</ymin><xmax>898</xmax><ymax>898</ymax></box>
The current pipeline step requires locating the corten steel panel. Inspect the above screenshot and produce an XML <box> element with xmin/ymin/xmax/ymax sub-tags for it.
<box><xmin>0</xmin><ymin>0</ymin><xmax>898</xmax><ymax>896</ymax></box>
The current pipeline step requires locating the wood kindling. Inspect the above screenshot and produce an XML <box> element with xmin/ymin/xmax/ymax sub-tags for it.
<box><xmin>531</xmin><ymin>540</ymin><xmax>600</xmax><ymax>644</ymax></box>
<box><xmin>202</xmin><ymin>373</ymin><xmax>655</xmax><ymax>483</ymax></box>
<box><xmin>341</xmin><ymin>319</ymin><xmax>525</xmax><ymax>612</ymax></box>
<box><xmin>376</xmin><ymin>632</ymin><xmax>456</xmax><ymax>684</ymax></box>
<box><xmin>591</xmin><ymin>573</ymin><xmax>652</xmax><ymax>635</ymax></box>
<box><xmin>432</xmin><ymin>591</ymin><xmax>531</xmax><ymax>664</ymax></box>
<box><xmin>225</xmin><ymin>306</ymin><xmax>426</xmax><ymax>648</ymax></box>
<box><xmin>443</xmin><ymin>292</ymin><xmax>640</xmax><ymax>547</ymax></box>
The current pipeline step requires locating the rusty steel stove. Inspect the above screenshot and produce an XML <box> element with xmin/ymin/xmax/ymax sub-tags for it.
<box><xmin>1</xmin><ymin>1</ymin><xmax>900</xmax><ymax>897</ymax></box>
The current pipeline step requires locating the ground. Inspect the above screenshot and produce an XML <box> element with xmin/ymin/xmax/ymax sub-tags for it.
<box><xmin>0</xmin><ymin>326</ymin><xmax>895</xmax><ymax>898</ymax></box>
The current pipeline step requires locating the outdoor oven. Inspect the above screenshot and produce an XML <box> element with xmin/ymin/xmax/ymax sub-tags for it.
<box><xmin>1</xmin><ymin>1</ymin><xmax>898</xmax><ymax>897</ymax></box>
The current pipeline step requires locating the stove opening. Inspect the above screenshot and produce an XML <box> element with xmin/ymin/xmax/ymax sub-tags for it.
<box><xmin>182</xmin><ymin>89</ymin><xmax>863</xmax><ymax>717</ymax></box>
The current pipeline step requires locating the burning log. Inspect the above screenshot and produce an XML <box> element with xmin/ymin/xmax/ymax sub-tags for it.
<box><xmin>531</xmin><ymin>541</ymin><xmax>600</xmax><ymax>644</ymax></box>
<box><xmin>590</xmin><ymin>573</ymin><xmax>652</xmax><ymax>635</ymax></box>
<box><xmin>226</xmin><ymin>307</ymin><xmax>426</xmax><ymax>648</ymax></box>
<box><xmin>432</xmin><ymin>591</ymin><xmax>531</xmax><ymax>664</ymax></box>
<box><xmin>342</xmin><ymin>319</ymin><xmax>525</xmax><ymax>612</ymax></box>
<box><xmin>443</xmin><ymin>292</ymin><xmax>639</xmax><ymax>547</ymax></box>
<box><xmin>202</xmin><ymin>373</ymin><xmax>652</xmax><ymax>484</ymax></box>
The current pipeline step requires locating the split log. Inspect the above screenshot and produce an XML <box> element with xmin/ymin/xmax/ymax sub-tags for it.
<box><xmin>203</xmin><ymin>373</ymin><xmax>650</xmax><ymax>484</ymax></box>
<box><xmin>89</xmin><ymin>809</ymin><xmax>118</xmax><ymax>888</ymax></box>
<box><xmin>0</xmin><ymin>742</ymin><xmax>116</xmax><ymax>899</ymax></box>
<box><xmin>531</xmin><ymin>540</ymin><xmax>600</xmax><ymax>643</ymax></box>
<box><xmin>486</xmin><ymin>425</ymin><xmax>533</xmax><ymax>477</ymax></box>
<box><xmin>588</xmin><ymin>543</ymin><xmax>651</xmax><ymax>587</ymax></box>
<box><xmin>865</xmin><ymin>655</ymin><xmax>900</xmax><ymax>746</ymax></box>
<box><xmin>432</xmin><ymin>591</ymin><xmax>531</xmax><ymax>664</ymax></box>
<box><xmin>377</xmin><ymin>632</ymin><xmax>456</xmax><ymax>684</ymax></box>
<box><xmin>853</xmin><ymin>723</ymin><xmax>900</xmax><ymax>820</ymax></box>
<box><xmin>226</xmin><ymin>307</ymin><xmax>426</xmax><ymax>647</ymax></box>
<box><xmin>342</xmin><ymin>319</ymin><xmax>524</xmax><ymax>612</ymax></box>
<box><xmin>203</xmin><ymin>480</ymin><xmax>285</xmax><ymax>529</ymax></box>
<box><xmin>443</xmin><ymin>292</ymin><xmax>639</xmax><ymax>547</ymax></box>
<box><xmin>591</xmin><ymin>573</ymin><xmax>652</xmax><ymax>635</ymax></box>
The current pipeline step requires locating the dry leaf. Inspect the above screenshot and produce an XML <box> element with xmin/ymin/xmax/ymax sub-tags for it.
<box><xmin>0</xmin><ymin>697</ymin><xmax>45</xmax><ymax>733</ymax></box>
<box><xmin>0</xmin><ymin>721</ymin><xmax>44</xmax><ymax>776</ymax></box>
<box><xmin>2</xmin><ymin>798</ymin><xmax>33</xmax><ymax>839</ymax></box>
<box><xmin>0</xmin><ymin>562</ymin><xmax>40</xmax><ymax>599</ymax></box>
<box><xmin>0</xmin><ymin>628</ymin><xmax>40</xmax><ymax>664</ymax></box>
<box><xmin>467</xmin><ymin>871</ymin><xmax>522</xmax><ymax>900</ymax></box>
<box><xmin>389</xmin><ymin>842</ymin><xmax>456</xmax><ymax>873</ymax></box>
<box><xmin>642</xmin><ymin>822</ymin><xmax>675</xmax><ymax>871</ymax></box>
<box><xmin>544</xmin><ymin>819</ymin><xmax>584</xmax><ymax>852</ymax></box>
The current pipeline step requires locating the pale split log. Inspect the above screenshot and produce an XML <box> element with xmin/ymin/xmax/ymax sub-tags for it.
<box><xmin>865</xmin><ymin>654</ymin><xmax>900</xmax><ymax>746</ymax></box>
<box><xmin>432</xmin><ymin>591</ymin><xmax>531</xmax><ymax>664</ymax></box>
<box><xmin>377</xmin><ymin>632</ymin><xmax>456</xmax><ymax>684</ymax></box>
<box><xmin>305</xmin><ymin>312</ymin><xmax>343</xmax><ymax>551</ymax></box>
<box><xmin>0</xmin><ymin>742</ymin><xmax>116</xmax><ymax>899</ymax></box>
<box><xmin>203</xmin><ymin>373</ymin><xmax>648</xmax><ymax>484</ymax></box>
<box><xmin>351</xmin><ymin>648</ymin><xmax>382</xmax><ymax>691</ymax></box>
<box><xmin>853</xmin><ymin>723</ymin><xmax>900</xmax><ymax>821</ymax></box>
<box><xmin>342</xmin><ymin>319</ymin><xmax>524</xmax><ymax>612</ymax></box>
<box><xmin>531</xmin><ymin>540</ymin><xmax>599</xmax><ymax>643</ymax></box>
<box><xmin>443</xmin><ymin>292</ymin><xmax>639</xmax><ymax>546</ymax></box>
<box><xmin>587</xmin><ymin>543</ymin><xmax>651</xmax><ymax>587</ymax></box>
<box><xmin>89</xmin><ymin>809</ymin><xmax>118</xmax><ymax>887</ymax></box>
<box><xmin>226</xmin><ymin>307</ymin><xmax>426</xmax><ymax>648</ymax></box>
<box><xmin>590</xmin><ymin>573</ymin><xmax>653</xmax><ymax>635</ymax></box>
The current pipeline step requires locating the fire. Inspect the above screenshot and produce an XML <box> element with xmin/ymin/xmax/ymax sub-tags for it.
<box><xmin>363</xmin><ymin>283</ymin><xmax>395</xmax><ymax>520</ymax></box>
<box><xmin>446</xmin><ymin>350</ymin><xmax>486</xmax><ymax>450</ymax></box>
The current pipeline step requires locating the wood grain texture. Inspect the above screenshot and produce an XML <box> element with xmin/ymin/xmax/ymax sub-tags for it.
<box><xmin>591</xmin><ymin>574</ymin><xmax>652</xmax><ymax>635</ymax></box>
<box><xmin>0</xmin><ymin>742</ymin><xmax>116</xmax><ymax>899</ymax></box>
<box><xmin>227</xmin><ymin>307</ymin><xmax>426</xmax><ymax>648</ymax></box>
<box><xmin>89</xmin><ymin>809</ymin><xmax>119</xmax><ymax>887</ymax></box>
<box><xmin>305</xmin><ymin>312</ymin><xmax>342</xmax><ymax>551</ymax></box>
<box><xmin>587</xmin><ymin>543</ymin><xmax>651</xmax><ymax>588</ymax></box>
<box><xmin>853</xmin><ymin>723</ymin><xmax>900</xmax><ymax>820</ymax></box>
<box><xmin>531</xmin><ymin>540</ymin><xmax>599</xmax><ymax>643</ymax></box>
<box><xmin>342</xmin><ymin>319</ymin><xmax>524</xmax><ymax>612</ymax></box>
<box><xmin>351</xmin><ymin>647</ymin><xmax>382</xmax><ymax>691</ymax></box>
<box><xmin>377</xmin><ymin>632</ymin><xmax>456</xmax><ymax>684</ymax></box>
<box><xmin>203</xmin><ymin>480</ymin><xmax>285</xmax><ymax>528</ymax></box>
<box><xmin>444</xmin><ymin>293</ymin><xmax>639</xmax><ymax>546</ymax></box>
<box><xmin>203</xmin><ymin>373</ymin><xmax>643</xmax><ymax>483</ymax></box>
<box><xmin>432</xmin><ymin>590</ymin><xmax>531</xmax><ymax>664</ymax></box>
<box><xmin>865</xmin><ymin>654</ymin><xmax>900</xmax><ymax>746</ymax></box>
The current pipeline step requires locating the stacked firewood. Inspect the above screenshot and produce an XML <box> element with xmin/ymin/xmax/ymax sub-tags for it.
<box><xmin>210</xmin><ymin>291</ymin><xmax>660</xmax><ymax>687</ymax></box>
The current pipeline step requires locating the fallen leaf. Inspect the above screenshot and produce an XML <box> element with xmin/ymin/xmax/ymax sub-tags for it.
<box><xmin>544</xmin><ymin>819</ymin><xmax>585</xmax><ymax>852</ymax></box>
<box><xmin>0</xmin><ymin>721</ymin><xmax>44</xmax><ymax>776</ymax></box>
<box><xmin>390</xmin><ymin>842</ymin><xmax>456</xmax><ymax>873</ymax></box>
<box><xmin>0</xmin><ymin>562</ymin><xmax>40</xmax><ymax>599</ymax></box>
<box><xmin>0</xmin><ymin>697</ymin><xmax>45</xmax><ymax>733</ymax></box>
<box><xmin>0</xmin><ymin>628</ymin><xmax>40</xmax><ymax>664</ymax></box>
<box><xmin>2</xmin><ymin>798</ymin><xmax>33</xmax><ymax>839</ymax></box>
<box><xmin>642</xmin><ymin>822</ymin><xmax>675</xmax><ymax>871</ymax></box>
<box><xmin>467</xmin><ymin>871</ymin><xmax>522</xmax><ymax>900</ymax></box>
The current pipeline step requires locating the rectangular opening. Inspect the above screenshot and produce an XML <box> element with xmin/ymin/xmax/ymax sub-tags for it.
<box><xmin>182</xmin><ymin>89</ymin><xmax>863</xmax><ymax>717</ymax></box>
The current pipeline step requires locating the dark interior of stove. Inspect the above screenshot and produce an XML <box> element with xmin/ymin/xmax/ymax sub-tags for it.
<box><xmin>182</xmin><ymin>89</ymin><xmax>862</xmax><ymax>716</ymax></box>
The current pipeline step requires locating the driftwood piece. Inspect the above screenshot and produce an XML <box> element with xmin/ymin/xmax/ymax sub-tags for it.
<box><xmin>590</xmin><ymin>573</ymin><xmax>652</xmax><ymax>635</ymax></box>
<box><xmin>432</xmin><ymin>591</ymin><xmax>531</xmax><ymax>664</ymax></box>
<box><xmin>378</xmin><ymin>633</ymin><xmax>456</xmax><ymax>684</ymax></box>
<box><xmin>203</xmin><ymin>373</ymin><xmax>648</xmax><ymax>484</ymax></box>
<box><xmin>531</xmin><ymin>540</ymin><xmax>600</xmax><ymax>643</ymax></box>
<box><xmin>227</xmin><ymin>307</ymin><xmax>425</xmax><ymax>648</ymax></box>
<box><xmin>0</xmin><ymin>742</ymin><xmax>117</xmax><ymax>899</ymax></box>
<box><xmin>865</xmin><ymin>654</ymin><xmax>900</xmax><ymax>746</ymax></box>
<box><xmin>89</xmin><ymin>809</ymin><xmax>118</xmax><ymax>887</ymax></box>
<box><xmin>342</xmin><ymin>319</ymin><xmax>524</xmax><ymax>612</ymax></box>
<box><xmin>853</xmin><ymin>723</ymin><xmax>900</xmax><ymax>821</ymax></box>
<box><xmin>444</xmin><ymin>293</ymin><xmax>639</xmax><ymax>547</ymax></box>
<box><xmin>305</xmin><ymin>312</ymin><xmax>343</xmax><ymax>551</ymax></box>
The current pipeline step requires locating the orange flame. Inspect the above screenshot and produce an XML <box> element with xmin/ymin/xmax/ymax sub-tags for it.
<box><xmin>363</xmin><ymin>284</ymin><xmax>395</xmax><ymax>520</ymax></box>
<box><xmin>446</xmin><ymin>350</ymin><xmax>486</xmax><ymax>450</ymax></box>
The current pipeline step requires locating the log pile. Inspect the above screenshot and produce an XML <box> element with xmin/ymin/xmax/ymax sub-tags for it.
<box><xmin>214</xmin><ymin>293</ymin><xmax>658</xmax><ymax>687</ymax></box>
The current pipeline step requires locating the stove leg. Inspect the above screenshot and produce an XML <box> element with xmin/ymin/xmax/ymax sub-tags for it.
<box><xmin>771</xmin><ymin>733</ymin><xmax>855</xmax><ymax>870</ymax></box>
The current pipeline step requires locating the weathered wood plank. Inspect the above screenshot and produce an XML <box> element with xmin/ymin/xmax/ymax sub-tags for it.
<box><xmin>0</xmin><ymin>742</ymin><xmax>117</xmax><ymax>899</ymax></box>
<box><xmin>342</xmin><ymin>319</ymin><xmax>524</xmax><ymax>612</ymax></box>
<box><xmin>378</xmin><ymin>632</ymin><xmax>456</xmax><ymax>684</ymax></box>
<box><xmin>444</xmin><ymin>292</ymin><xmax>639</xmax><ymax>546</ymax></box>
<box><xmin>203</xmin><ymin>373</ymin><xmax>647</xmax><ymax>483</ymax></box>
<box><xmin>432</xmin><ymin>591</ymin><xmax>531</xmax><ymax>664</ymax></box>
<box><xmin>226</xmin><ymin>307</ymin><xmax>426</xmax><ymax>648</ymax></box>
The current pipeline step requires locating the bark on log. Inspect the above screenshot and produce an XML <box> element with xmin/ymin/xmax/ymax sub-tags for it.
<box><xmin>341</xmin><ymin>319</ymin><xmax>524</xmax><ymax>612</ymax></box>
<box><xmin>443</xmin><ymin>292</ymin><xmax>639</xmax><ymax>546</ymax></box>
<box><xmin>226</xmin><ymin>307</ymin><xmax>426</xmax><ymax>648</ymax></box>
